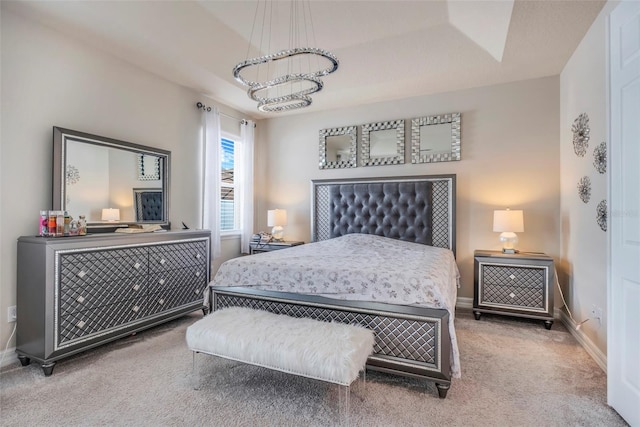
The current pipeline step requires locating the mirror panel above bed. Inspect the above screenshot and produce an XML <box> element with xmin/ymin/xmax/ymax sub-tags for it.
<box><xmin>319</xmin><ymin>126</ymin><xmax>357</xmax><ymax>169</ymax></box>
<box><xmin>361</xmin><ymin>120</ymin><xmax>405</xmax><ymax>166</ymax></box>
<box><xmin>410</xmin><ymin>113</ymin><xmax>461</xmax><ymax>164</ymax></box>
<box><xmin>311</xmin><ymin>175</ymin><xmax>456</xmax><ymax>255</ymax></box>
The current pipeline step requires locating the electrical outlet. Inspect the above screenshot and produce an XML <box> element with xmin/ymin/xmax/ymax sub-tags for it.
<box><xmin>591</xmin><ymin>304</ymin><xmax>603</xmax><ymax>326</ymax></box>
<box><xmin>7</xmin><ymin>306</ymin><xmax>17</xmax><ymax>323</ymax></box>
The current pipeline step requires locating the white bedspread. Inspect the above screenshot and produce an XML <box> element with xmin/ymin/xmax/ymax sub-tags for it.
<box><xmin>210</xmin><ymin>233</ymin><xmax>461</xmax><ymax>378</ymax></box>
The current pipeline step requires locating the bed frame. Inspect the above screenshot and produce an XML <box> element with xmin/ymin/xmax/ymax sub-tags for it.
<box><xmin>211</xmin><ymin>174</ymin><xmax>456</xmax><ymax>398</ymax></box>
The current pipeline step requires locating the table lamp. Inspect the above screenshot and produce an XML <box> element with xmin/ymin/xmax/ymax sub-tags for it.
<box><xmin>267</xmin><ymin>209</ymin><xmax>287</xmax><ymax>241</ymax></box>
<box><xmin>493</xmin><ymin>209</ymin><xmax>524</xmax><ymax>254</ymax></box>
<box><xmin>102</xmin><ymin>208</ymin><xmax>120</xmax><ymax>222</ymax></box>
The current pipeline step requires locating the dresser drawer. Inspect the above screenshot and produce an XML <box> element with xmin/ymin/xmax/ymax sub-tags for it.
<box><xmin>59</xmin><ymin>276</ymin><xmax>148</xmax><ymax>315</ymax></box>
<box><xmin>149</xmin><ymin>241</ymin><xmax>207</xmax><ymax>272</ymax></box>
<box><xmin>148</xmin><ymin>265</ymin><xmax>207</xmax><ymax>293</ymax></box>
<box><xmin>58</xmin><ymin>297</ymin><xmax>147</xmax><ymax>345</ymax></box>
<box><xmin>60</xmin><ymin>250</ymin><xmax>148</xmax><ymax>288</ymax></box>
<box><xmin>146</xmin><ymin>285</ymin><xmax>205</xmax><ymax>316</ymax></box>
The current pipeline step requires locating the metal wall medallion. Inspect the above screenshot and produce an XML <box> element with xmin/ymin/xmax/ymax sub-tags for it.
<box><xmin>66</xmin><ymin>165</ymin><xmax>80</xmax><ymax>186</ymax></box>
<box><xmin>577</xmin><ymin>176</ymin><xmax>591</xmax><ymax>204</ymax></box>
<box><xmin>361</xmin><ymin>119</ymin><xmax>405</xmax><ymax>166</ymax></box>
<box><xmin>571</xmin><ymin>113</ymin><xmax>590</xmax><ymax>157</ymax></box>
<box><xmin>596</xmin><ymin>199</ymin><xmax>607</xmax><ymax>232</ymax></box>
<box><xmin>593</xmin><ymin>141</ymin><xmax>607</xmax><ymax>174</ymax></box>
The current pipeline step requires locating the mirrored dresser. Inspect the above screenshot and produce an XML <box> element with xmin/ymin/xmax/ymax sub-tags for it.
<box><xmin>16</xmin><ymin>230</ymin><xmax>210</xmax><ymax>375</ymax></box>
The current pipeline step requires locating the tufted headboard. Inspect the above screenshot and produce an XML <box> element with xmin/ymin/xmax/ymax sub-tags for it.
<box><xmin>311</xmin><ymin>175</ymin><xmax>456</xmax><ymax>254</ymax></box>
<box><xmin>133</xmin><ymin>188</ymin><xmax>164</xmax><ymax>222</ymax></box>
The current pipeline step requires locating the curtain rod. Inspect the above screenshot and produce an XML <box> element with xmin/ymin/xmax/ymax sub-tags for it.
<box><xmin>196</xmin><ymin>102</ymin><xmax>250</xmax><ymax>125</ymax></box>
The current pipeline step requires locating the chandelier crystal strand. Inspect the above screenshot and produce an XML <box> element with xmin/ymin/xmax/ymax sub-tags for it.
<box><xmin>232</xmin><ymin>0</ymin><xmax>339</xmax><ymax>113</ymax></box>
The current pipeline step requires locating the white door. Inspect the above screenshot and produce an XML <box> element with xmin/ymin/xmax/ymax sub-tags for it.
<box><xmin>609</xmin><ymin>2</ymin><xmax>640</xmax><ymax>425</ymax></box>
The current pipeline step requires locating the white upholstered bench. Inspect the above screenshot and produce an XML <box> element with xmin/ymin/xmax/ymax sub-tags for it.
<box><xmin>186</xmin><ymin>306</ymin><xmax>374</xmax><ymax>419</ymax></box>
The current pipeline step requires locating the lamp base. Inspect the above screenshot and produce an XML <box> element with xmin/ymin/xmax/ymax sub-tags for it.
<box><xmin>499</xmin><ymin>231</ymin><xmax>519</xmax><ymax>254</ymax></box>
<box><xmin>271</xmin><ymin>226</ymin><xmax>284</xmax><ymax>241</ymax></box>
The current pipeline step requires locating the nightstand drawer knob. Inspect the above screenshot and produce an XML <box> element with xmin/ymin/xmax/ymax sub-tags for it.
<box><xmin>133</xmin><ymin>284</ymin><xmax>141</xmax><ymax>291</ymax></box>
<box><xmin>158</xmin><ymin>299</ymin><xmax>165</xmax><ymax>305</ymax></box>
<box><xmin>160</xmin><ymin>259</ymin><xmax>166</xmax><ymax>265</ymax></box>
<box><xmin>159</xmin><ymin>278</ymin><xmax>165</xmax><ymax>285</ymax></box>
<box><xmin>194</xmin><ymin>289</ymin><xmax>200</xmax><ymax>295</ymax></box>
<box><xmin>134</xmin><ymin>262</ymin><xmax>141</xmax><ymax>270</ymax></box>
<box><xmin>195</xmin><ymin>253</ymin><xmax>202</xmax><ymax>259</ymax></box>
<box><xmin>77</xmin><ymin>271</ymin><xmax>86</xmax><ymax>279</ymax></box>
<box><xmin>76</xmin><ymin>296</ymin><xmax>85</xmax><ymax>303</ymax></box>
<box><xmin>195</xmin><ymin>271</ymin><xmax>201</xmax><ymax>277</ymax></box>
<box><xmin>132</xmin><ymin>305</ymin><xmax>140</xmax><ymax>313</ymax></box>
<box><xmin>509</xmin><ymin>292</ymin><xmax>516</xmax><ymax>298</ymax></box>
<box><xmin>509</xmin><ymin>274</ymin><xmax>516</xmax><ymax>280</ymax></box>
<box><xmin>77</xmin><ymin>320</ymin><xmax>86</xmax><ymax>329</ymax></box>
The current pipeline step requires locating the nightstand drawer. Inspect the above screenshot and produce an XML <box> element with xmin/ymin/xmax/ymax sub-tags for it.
<box><xmin>481</xmin><ymin>283</ymin><xmax>544</xmax><ymax>309</ymax></box>
<box><xmin>481</xmin><ymin>264</ymin><xmax>545</xmax><ymax>289</ymax></box>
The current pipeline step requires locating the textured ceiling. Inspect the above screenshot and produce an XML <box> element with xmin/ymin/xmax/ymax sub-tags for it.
<box><xmin>4</xmin><ymin>0</ymin><xmax>606</xmax><ymax>119</ymax></box>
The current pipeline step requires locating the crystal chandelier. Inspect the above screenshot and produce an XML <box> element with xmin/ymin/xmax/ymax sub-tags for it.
<box><xmin>232</xmin><ymin>1</ymin><xmax>339</xmax><ymax>113</ymax></box>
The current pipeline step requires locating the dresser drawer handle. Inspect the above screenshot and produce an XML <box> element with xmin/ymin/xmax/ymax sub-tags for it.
<box><xmin>195</xmin><ymin>271</ymin><xmax>201</xmax><ymax>277</ymax></box>
<box><xmin>77</xmin><ymin>271</ymin><xmax>87</xmax><ymax>279</ymax></box>
<box><xmin>509</xmin><ymin>274</ymin><xmax>516</xmax><ymax>280</ymax></box>
<box><xmin>195</xmin><ymin>253</ymin><xmax>202</xmax><ymax>259</ymax></box>
<box><xmin>76</xmin><ymin>296</ymin><xmax>85</xmax><ymax>303</ymax></box>
<box><xmin>509</xmin><ymin>292</ymin><xmax>516</xmax><ymax>299</ymax></box>
<box><xmin>194</xmin><ymin>289</ymin><xmax>201</xmax><ymax>295</ymax></box>
<box><xmin>159</xmin><ymin>259</ymin><xmax>166</xmax><ymax>265</ymax></box>
<box><xmin>77</xmin><ymin>320</ymin><xmax>86</xmax><ymax>329</ymax></box>
<box><xmin>134</xmin><ymin>262</ymin><xmax>141</xmax><ymax>270</ymax></box>
<box><xmin>158</xmin><ymin>299</ymin><xmax>165</xmax><ymax>305</ymax></box>
<box><xmin>133</xmin><ymin>284</ymin><xmax>141</xmax><ymax>291</ymax></box>
<box><xmin>132</xmin><ymin>305</ymin><xmax>140</xmax><ymax>313</ymax></box>
<box><xmin>159</xmin><ymin>278</ymin><xmax>165</xmax><ymax>285</ymax></box>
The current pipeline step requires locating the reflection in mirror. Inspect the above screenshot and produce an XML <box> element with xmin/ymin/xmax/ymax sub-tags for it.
<box><xmin>53</xmin><ymin>127</ymin><xmax>170</xmax><ymax>229</ymax></box>
<box><xmin>411</xmin><ymin>113</ymin><xmax>461</xmax><ymax>163</ymax></box>
<box><xmin>361</xmin><ymin>119</ymin><xmax>405</xmax><ymax>166</ymax></box>
<box><xmin>319</xmin><ymin>126</ymin><xmax>356</xmax><ymax>169</ymax></box>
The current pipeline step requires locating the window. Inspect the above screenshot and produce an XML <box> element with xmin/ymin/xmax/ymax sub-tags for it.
<box><xmin>220</xmin><ymin>137</ymin><xmax>238</xmax><ymax>232</ymax></box>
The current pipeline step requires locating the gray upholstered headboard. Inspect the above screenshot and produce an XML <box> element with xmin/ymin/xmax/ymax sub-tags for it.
<box><xmin>133</xmin><ymin>188</ymin><xmax>164</xmax><ymax>222</ymax></box>
<box><xmin>311</xmin><ymin>175</ymin><xmax>456</xmax><ymax>254</ymax></box>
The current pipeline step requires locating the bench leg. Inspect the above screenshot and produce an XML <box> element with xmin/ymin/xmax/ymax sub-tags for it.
<box><xmin>338</xmin><ymin>384</ymin><xmax>350</xmax><ymax>426</ymax></box>
<box><xmin>192</xmin><ymin>351</ymin><xmax>201</xmax><ymax>390</ymax></box>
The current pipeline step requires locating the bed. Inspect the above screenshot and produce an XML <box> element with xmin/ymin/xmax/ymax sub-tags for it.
<box><xmin>208</xmin><ymin>175</ymin><xmax>459</xmax><ymax>398</ymax></box>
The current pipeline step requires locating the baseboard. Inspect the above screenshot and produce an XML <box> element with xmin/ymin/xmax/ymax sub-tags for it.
<box><xmin>558</xmin><ymin>310</ymin><xmax>607</xmax><ymax>373</ymax></box>
<box><xmin>456</xmin><ymin>297</ymin><xmax>473</xmax><ymax>310</ymax></box>
<box><xmin>456</xmin><ymin>297</ymin><xmax>607</xmax><ymax>373</ymax></box>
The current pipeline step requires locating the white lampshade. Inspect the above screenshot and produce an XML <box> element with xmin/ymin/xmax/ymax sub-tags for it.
<box><xmin>267</xmin><ymin>209</ymin><xmax>287</xmax><ymax>240</ymax></box>
<box><xmin>267</xmin><ymin>209</ymin><xmax>287</xmax><ymax>227</ymax></box>
<box><xmin>102</xmin><ymin>208</ymin><xmax>120</xmax><ymax>222</ymax></box>
<box><xmin>493</xmin><ymin>209</ymin><xmax>524</xmax><ymax>233</ymax></box>
<box><xmin>493</xmin><ymin>209</ymin><xmax>524</xmax><ymax>253</ymax></box>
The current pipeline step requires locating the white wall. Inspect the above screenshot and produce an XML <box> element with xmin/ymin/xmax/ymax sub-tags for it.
<box><xmin>0</xmin><ymin>9</ymin><xmax>244</xmax><ymax>358</ymax></box>
<box><xmin>559</xmin><ymin>1</ymin><xmax>617</xmax><ymax>361</ymax></box>
<box><xmin>256</xmin><ymin>77</ymin><xmax>561</xmax><ymax>303</ymax></box>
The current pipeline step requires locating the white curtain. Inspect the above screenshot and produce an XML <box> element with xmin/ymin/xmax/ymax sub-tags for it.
<box><xmin>239</xmin><ymin>120</ymin><xmax>255</xmax><ymax>254</ymax></box>
<box><xmin>201</xmin><ymin>106</ymin><xmax>222</xmax><ymax>259</ymax></box>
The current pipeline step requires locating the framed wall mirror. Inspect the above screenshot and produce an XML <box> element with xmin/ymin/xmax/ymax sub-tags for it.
<box><xmin>319</xmin><ymin>126</ymin><xmax>357</xmax><ymax>169</ymax></box>
<box><xmin>361</xmin><ymin>119</ymin><xmax>405</xmax><ymax>166</ymax></box>
<box><xmin>410</xmin><ymin>113</ymin><xmax>461</xmax><ymax>163</ymax></box>
<box><xmin>53</xmin><ymin>127</ymin><xmax>170</xmax><ymax>230</ymax></box>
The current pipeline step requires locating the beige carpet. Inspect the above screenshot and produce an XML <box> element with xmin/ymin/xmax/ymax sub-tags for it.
<box><xmin>0</xmin><ymin>309</ymin><xmax>627</xmax><ymax>426</ymax></box>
